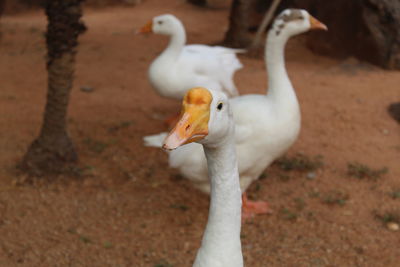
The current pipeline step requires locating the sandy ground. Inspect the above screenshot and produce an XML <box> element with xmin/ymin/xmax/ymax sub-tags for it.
<box><xmin>0</xmin><ymin>0</ymin><xmax>399</xmax><ymax>266</ymax></box>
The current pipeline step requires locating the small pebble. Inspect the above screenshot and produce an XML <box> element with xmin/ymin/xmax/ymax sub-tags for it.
<box><xmin>151</xmin><ymin>113</ymin><xmax>163</xmax><ymax>120</ymax></box>
<box><xmin>343</xmin><ymin>210</ymin><xmax>353</xmax><ymax>216</ymax></box>
<box><xmin>387</xmin><ymin>222</ymin><xmax>399</xmax><ymax>231</ymax></box>
<box><xmin>306</xmin><ymin>172</ymin><xmax>316</xmax><ymax>180</ymax></box>
<box><xmin>80</xmin><ymin>86</ymin><xmax>94</xmax><ymax>93</ymax></box>
<box><xmin>382</xmin><ymin>129</ymin><xmax>389</xmax><ymax>135</ymax></box>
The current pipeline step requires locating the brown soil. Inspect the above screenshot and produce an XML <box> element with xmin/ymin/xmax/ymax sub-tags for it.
<box><xmin>1</xmin><ymin>1</ymin><xmax>399</xmax><ymax>266</ymax></box>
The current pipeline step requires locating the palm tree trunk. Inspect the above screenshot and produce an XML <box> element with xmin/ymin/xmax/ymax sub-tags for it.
<box><xmin>187</xmin><ymin>0</ymin><xmax>207</xmax><ymax>7</ymax></box>
<box><xmin>20</xmin><ymin>0</ymin><xmax>86</xmax><ymax>176</ymax></box>
<box><xmin>222</xmin><ymin>0</ymin><xmax>255</xmax><ymax>48</ymax></box>
<box><xmin>0</xmin><ymin>0</ymin><xmax>5</xmax><ymax>40</ymax></box>
<box><xmin>0</xmin><ymin>0</ymin><xmax>4</xmax><ymax>15</ymax></box>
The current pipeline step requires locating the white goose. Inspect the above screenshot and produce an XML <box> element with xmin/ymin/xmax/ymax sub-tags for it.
<box><xmin>138</xmin><ymin>14</ymin><xmax>243</xmax><ymax>99</ymax></box>
<box><xmin>163</xmin><ymin>87</ymin><xmax>243</xmax><ymax>267</ymax></box>
<box><xmin>145</xmin><ymin>9</ymin><xmax>327</xmax><ymax>218</ymax></box>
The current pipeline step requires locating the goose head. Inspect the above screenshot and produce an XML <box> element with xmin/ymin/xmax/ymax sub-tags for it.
<box><xmin>138</xmin><ymin>14</ymin><xmax>183</xmax><ymax>35</ymax></box>
<box><xmin>271</xmin><ymin>9</ymin><xmax>327</xmax><ymax>38</ymax></box>
<box><xmin>163</xmin><ymin>87</ymin><xmax>233</xmax><ymax>150</ymax></box>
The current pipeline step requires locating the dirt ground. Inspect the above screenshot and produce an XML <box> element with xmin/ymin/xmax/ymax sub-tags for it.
<box><xmin>1</xmin><ymin>0</ymin><xmax>399</xmax><ymax>266</ymax></box>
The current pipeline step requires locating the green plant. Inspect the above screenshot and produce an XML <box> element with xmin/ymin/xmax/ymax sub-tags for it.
<box><xmin>170</xmin><ymin>204</ymin><xmax>189</xmax><ymax>211</ymax></box>
<box><xmin>374</xmin><ymin>210</ymin><xmax>400</xmax><ymax>224</ymax></box>
<box><xmin>108</xmin><ymin>120</ymin><xmax>135</xmax><ymax>133</ymax></box>
<box><xmin>72</xmin><ymin>165</ymin><xmax>96</xmax><ymax>177</ymax></box>
<box><xmin>390</xmin><ymin>190</ymin><xmax>400</xmax><ymax>199</ymax></box>
<box><xmin>308</xmin><ymin>191</ymin><xmax>320</xmax><ymax>198</ymax></box>
<box><xmin>103</xmin><ymin>241</ymin><xmax>113</xmax><ymax>249</ymax></box>
<box><xmin>67</xmin><ymin>228</ymin><xmax>77</xmax><ymax>234</ymax></box>
<box><xmin>278</xmin><ymin>174</ymin><xmax>290</xmax><ymax>182</ymax></box>
<box><xmin>84</xmin><ymin>137</ymin><xmax>109</xmax><ymax>154</ymax></box>
<box><xmin>259</xmin><ymin>172</ymin><xmax>268</xmax><ymax>180</ymax></box>
<box><xmin>276</xmin><ymin>153</ymin><xmax>324</xmax><ymax>172</ymax></box>
<box><xmin>321</xmin><ymin>190</ymin><xmax>348</xmax><ymax>206</ymax></box>
<box><xmin>347</xmin><ymin>162</ymin><xmax>388</xmax><ymax>180</ymax></box>
<box><xmin>294</xmin><ymin>197</ymin><xmax>306</xmax><ymax>211</ymax></box>
<box><xmin>280</xmin><ymin>208</ymin><xmax>298</xmax><ymax>221</ymax></box>
<box><xmin>154</xmin><ymin>260</ymin><xmax>173</xmax><ymax>267</ymax></box>
<box><xmin>79</xmin><ymin>235</ymin><xmax>91</xmax><ymax>244</ymax></box>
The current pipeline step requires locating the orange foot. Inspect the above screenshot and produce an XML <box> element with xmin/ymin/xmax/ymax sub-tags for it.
<box><xmin>242</xmin><ymin>193</ymin><xmax>272</xmax><ymax>220</ymax></box>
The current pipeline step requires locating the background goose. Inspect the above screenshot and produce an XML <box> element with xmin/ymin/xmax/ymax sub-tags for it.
<box><xmin>138</xmin><ymin>14</ymin><xmax>243</xmax><ymax>99</ymax></box>
<box><xmin>145</xmin><ymin>9</ymin><xmax>327</xmax><ymax>218</ymax></box>
<box><xmin>163</xmin><ymin>87</ymin><xmax>243</xmax><ymax>267</ymax></box>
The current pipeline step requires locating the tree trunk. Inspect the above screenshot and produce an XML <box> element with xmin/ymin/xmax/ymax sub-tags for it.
<box><xmin>20</xmin><ymin>0</ymin><xmax>86</xmax><ymax>176</ymax></box>
<box><xmin>261</xmin><ymin>0</ymin><xmax>400</xmax><ymax>69</ymax></box>
<box><xmin>0</xmin><ymin>0</ymin><xmax>4</xmax><ymax>40</ymax></box>
<box><xmin>187</xmin><ymin>0</ymin><xmax>207</xmax><ymax>7</ymax></box>
<box><xmin>222</xmin><ymin>0</ymin><xmax>255</xmax><ymax>48</ymax></box>
<box><xmin>388</xmin><ymin>102</ymin><xmax>400</xmax><ymax>124</ymax></box>
<box><xmin>0</xmin><ymin>0</ymin><xmax>4</xmax><ymax>15</ymax></box>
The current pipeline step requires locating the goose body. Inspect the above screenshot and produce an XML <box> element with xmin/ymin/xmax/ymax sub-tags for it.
<box><xmin>161</xmin><ymin>93</ymin><xmax>300</xmax><ymax>193</ymax></box>
<box><xmin>145</xmin><ymin>9</ymin><xmax>327</xmax><ymax>217</ymax></box>
<box><xmin>140</xmin><ymin>14</ymin><xmax>243</xmax><ymax>99</ymax></box>
<box><xmin>163</xmin><ymin>87</ymin><xmax>243</xmax><ymax>267</ymax></box>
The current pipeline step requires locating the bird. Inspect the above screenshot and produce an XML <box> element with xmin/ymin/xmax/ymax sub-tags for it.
<box><xmin>138</xmin><ymin>14</ymin><xmax>243</xmax><ymax>100</ymax></box>
<box><xmin>144</xmin><ymin>9</ymin><xmax>328</xmax><ymax>218</ymax></box>
<box><xmin>163</xmin><ymin>87</ymin><xmax>243</xmax><ymax>267</ymax></box>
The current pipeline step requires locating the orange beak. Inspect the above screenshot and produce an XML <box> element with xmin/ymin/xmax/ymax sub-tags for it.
<box><xmin>163</xmin><ymin>88</ymin><xmax>212</xmax><ymax>150</ymax></box>
<box><xmin>137</xmin><ymin>20</ymin><xmax>153</xmax><ymax>34</ymax></box>
<box><xmin>309</xmin><ymin>15</ymin><xmax>328</xmax><ymax>31</ymax></box>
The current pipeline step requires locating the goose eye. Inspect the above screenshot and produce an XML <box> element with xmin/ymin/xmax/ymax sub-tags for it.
<box><xmin>158</xmin><ymin>21</ymin><xmax>163</xmax><ymax>25</ymax></box>
<box><xmin>217</xmin><ymin>103</ymin><xmax>223</xmax><ymax>111</ymax></box>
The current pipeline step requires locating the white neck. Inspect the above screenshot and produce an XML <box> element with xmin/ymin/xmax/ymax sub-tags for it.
<box><xmin>265</xmin><ymin>30</ymin><xmax>298</xmax><ymax>108</ymax></box>
<box><xmin>193</xmin><ymin>135</ymin><xmax>243</xmax><ymax>267</ymax></box>
<box><xmin>161</xmin><ymin>25</ymin><xmax>186</xmax><ymax>60</ymax></box>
